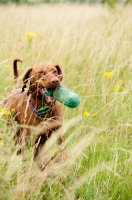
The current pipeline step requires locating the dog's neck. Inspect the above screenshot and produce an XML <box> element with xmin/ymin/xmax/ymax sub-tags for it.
<box><xmin>28</xmin><ymin>85</ymin><xmax>55</xmax><ymax>111</ymax></box>
<box><xmin>30</xmin><ymin>94</ymin><xmax>42</xmax><ymax>110</ymax></box>
<box><xmin>27</xmin><ymin>87</ymin><xmax>55</xmax><ymax>119</ymax></box>
<box><xmin>27</xmin><ymin>91</ymin><xmax>39</xmax><ymax>109</ymax></box>
<box><xmin>27</xmin><ymin>83</ymin><xmax>43</xmax><ymax>109</ymax></box>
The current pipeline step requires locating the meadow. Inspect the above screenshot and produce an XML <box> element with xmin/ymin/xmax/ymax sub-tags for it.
<box><xmin>0</xmin><ymin>3</ymin><xmax>132</xmax><ymax>200</ymax></box>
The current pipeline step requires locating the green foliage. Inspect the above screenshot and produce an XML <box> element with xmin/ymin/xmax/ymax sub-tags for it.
<box><xmin>0</xmin><ymin>0</ymin><xmax>131</xmax><ymax>5</ymax></box>
<box><xmin>0</xmin><ymin>177</ymin><xmax>11</xmax><ymax>200</ymax></box>
<box><xmin>101</xmin><ymin>0</ymin><xmax>118</xmax><ymax>8</ymax></box>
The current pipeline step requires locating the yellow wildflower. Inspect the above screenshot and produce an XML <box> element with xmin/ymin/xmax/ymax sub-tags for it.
<box><xmin>20</xmin><ymin>67</ymin><xmax>24</xmax><ymax>71</ymax></box>
<box><xmin>0</xmin><ymin>139</ymin><xmax>4</xmax><ymax>146</ymax></box>
<box><xmin>0</xmin><ymin>108</ymin><xmax>11</xmax><ymax>117</ymax></box>
<box><xmin>25</xmin><ymin>32</ymin><xmax>36</xmax><ymax>37</ymax></box>
<box><xmin>83</xmin><ymin>109</ymin><xmax>96</xmax><ymax>118</ymax></box>
<box><xmin>11</xmin><ymin>108</ymin><xmax>16</xmax><ymax>117</ymax></box>
<box><xmin>91</xmin><ymin>113</ymin><xmax>96</xmax><ymax>118</ymax></box>
<box><xmin>3</xmin><ymin>109</ymin><xmax>10</xmax><ymax>116</ymax></box>
<box><xmin>11</xmin><ymin>108</ymin><xmax>15</xmax><ymax>112</ymax></box>
<box><xmin>0</xmin><ymin>109</ymin><xmax>10</xmax><ymax>117</ymax></box>
<box><xmin>83</xmin><ymin>108</ymin><xmax>90</xmax><ymax>117</ymax></box>
<box><xmin>5</xmin><ymin>65</ymin><xmax>11</xmax><ymax>69</ymax></box>
<box><xmin>113</xmin><ymin>80</ymin><xmax>123</xmax><ymax>92</ymax></box>
<box><xmin>100</xmin><ymin>135</ymin><xmax>105</xmax><ymax>141</ymax></box>
<box><xmin>113</xmin><ymin>84</ymin><xmax>120</xmax><ymax>92</ymax></box>
<box><xmin>25</xmin><ymin>33</ymin><xmax>41</xmax><ymax>41</ymax></box>
<box><xmin>103</xmin><ymin>72</ymin><xmax>113</xmax><ymax>78</ymax></box>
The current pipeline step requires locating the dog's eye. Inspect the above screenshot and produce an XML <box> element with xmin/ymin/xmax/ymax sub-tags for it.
<box><xmin>38</xmin><ymin>71</ymin><xmax>44</xmax><ymax>75</ymax></box>
<box><xmin>53</xmin><ymin>70</ymin><xmax>57</xmax><ymax>73</ymax></box>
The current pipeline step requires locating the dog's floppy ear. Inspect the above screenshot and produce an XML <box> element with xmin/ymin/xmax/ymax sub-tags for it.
<box><xmin>22</xmin><ymin>68</ymin><xmax>32</xmax><ymax>92</ymax></box>
<box><xmin>55</xmin><ymin>65</ymin><xmax>63</xmax><ymax>81</ymax></box>
<box><xmin>23</xmin><ymin>68</ymin><xmax>32</xmax><ymax>83</ymax></box>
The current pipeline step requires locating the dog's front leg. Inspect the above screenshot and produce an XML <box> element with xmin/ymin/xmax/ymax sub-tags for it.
<box><xmin>15</xmin><ymin>128</ymin><xmax>30</xmax><ymax>161</ymax></box>
<box><xmin>36</xmin><ymin>116</ymin><xmax>62</xmax><ymax>137</ymax></box>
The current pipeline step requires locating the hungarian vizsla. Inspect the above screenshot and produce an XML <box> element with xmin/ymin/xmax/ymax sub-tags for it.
<box><xmin>4</xmin><ymin>59</ymin><xmax>66</xmax><ymax>169</ymax></box>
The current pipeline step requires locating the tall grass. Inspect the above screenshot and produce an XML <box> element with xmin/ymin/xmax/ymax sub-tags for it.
<box><xmin>0</xmin><ymin>4</ymin><xmax>132</xmax><ymax>200</ymax></box>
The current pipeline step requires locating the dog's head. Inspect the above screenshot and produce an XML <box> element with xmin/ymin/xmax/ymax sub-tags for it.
<box><xmin>22</xmin><ymin>63</ymin><xmax>63</xmax><ymax>94</ymax></box>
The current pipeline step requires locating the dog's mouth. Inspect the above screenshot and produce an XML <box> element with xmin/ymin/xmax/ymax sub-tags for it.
<box><xmin>39</xmin><ymin>87</ymin><xmax>55</xmax><ymax>105</ymax></box>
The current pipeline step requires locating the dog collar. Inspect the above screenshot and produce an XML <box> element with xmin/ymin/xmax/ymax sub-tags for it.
<box><xmin>29</xmin><ymin>100</ymin><xmax>52</xmax><ymax>119</ymax></box>
<box><xmin>27</xmin><ymin>89</ymin><xmax>55</xmax><ymax>119</ymax></box>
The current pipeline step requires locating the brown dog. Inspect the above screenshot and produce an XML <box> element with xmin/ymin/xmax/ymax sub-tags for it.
<box><xmin>4</xmin><ymin>59</ymin><xmax>65</xmax><ymax>169</ymax></box>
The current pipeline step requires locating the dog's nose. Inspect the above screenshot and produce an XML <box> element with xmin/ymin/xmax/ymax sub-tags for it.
<box><xmin>50</xmin><ymin>78</ymin><xmax>59</xmax><ymax>86</ymax></box>
<box><xmin>51</xmin><ymin>79</ymin><xmax>59</xmax><ymax>84</ymax></box>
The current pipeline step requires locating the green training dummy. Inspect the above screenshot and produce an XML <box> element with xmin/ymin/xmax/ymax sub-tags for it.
<box><xmin>46</xmin><ymin>84</ymin><xmax>80</xmax><ymax>108</ymax></box>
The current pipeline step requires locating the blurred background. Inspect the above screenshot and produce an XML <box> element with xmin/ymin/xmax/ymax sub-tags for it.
<box><xmin>0</xmin><ymin>0</ymin><xmax>132</xmax><ymax>7</ymax></box>
<box><xmin>0</xmin><ymin>0</ymin><xmax>132</xmax><ymax>199</ymax></box>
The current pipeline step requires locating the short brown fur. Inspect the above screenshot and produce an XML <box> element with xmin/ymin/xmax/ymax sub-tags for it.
<box><xmin>4</xmin><ymin>59</ymin><xmax>66</xmax><ymax>169</ymax></box>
